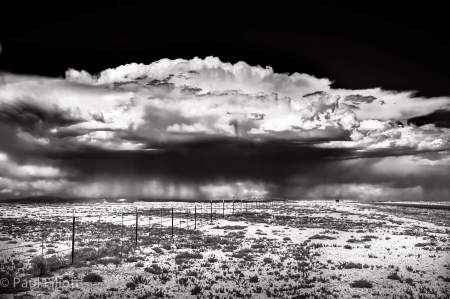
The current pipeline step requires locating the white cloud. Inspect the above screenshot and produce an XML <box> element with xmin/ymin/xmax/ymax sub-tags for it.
<box><xmin>306</xmin><ymin>183</ymin><xmax>424</xmax><ymax>201</ymax></box>
<box><xmin>68</xmin><ymin>57</ymin><xmax>332</xmax><ymax>96</ymax></box>
<box><xmin>333</xmin><ymin>88</ymin><xmax>450</xmax><ymax>120</ymax></box>
<box><xmin>0</xmin><ymin>176</ymin><xmax>68</xmax><ymax>196</ymax></box>
<box><xmin>0</xmin><ymin>151</ymin><xmax>64</xmax><ymax>179</ymax></box>
<box><xmin>0</xmin><ymin>56</ymin><xmax>448</xmax><ymax>152</ymax></box>
<box><xmin>320</xmin><ymin>124</ymin><xmax>450</xmax><ymax>152</ymax></box>
<box><xmin>370</xmin><ymin>152</ymin><xmax>450</xmax><ymax>176</ymax></box>
<box><xmin>1</xmin><ymin>57</ymin><xmax>450</xmax><ymax>200</ymax></box>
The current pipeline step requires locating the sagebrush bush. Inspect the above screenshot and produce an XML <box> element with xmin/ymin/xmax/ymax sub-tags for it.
<box><xmin>46</xmin><ymin>248</ymin><xmax>56</xmax><ymax>254</ymax></box>
<box><xmin>144</xmin><ymin>264</ymin><xmax>163</xmax><ymax>275</ymax></box>
<box><xmin>249</xmin><ymin>275</ymin><xmax>259</xmax><ymax>283</ymax></box>
<box><xmin>191</xmin><ymin>285</ymin><xmax>202</xmax><ymax>295</ymax></box>
<box><xmin>350</xmin><ymin>279</ymin><xmax>373</xmax><ymax>288</ymax></box>
<box><xmin>83</xmin><ymin>272</ymin><xmax>103</xmax><ymax>283</ymax></box>
<box><xmin>387</xmin><ymin>271</ymin><xmax>402</xmax><ymax>282</ymax></box>
<box><xmin>30</xmin><ymin>255</ymin><xmax>67</xmax><ymax>276</ymax></box>
<box><xmin>131</xmin><ymin>275</ymin><xmax>149</xmax><ymax>285</ymax></box>
<box><xmin>46</xmin><ymin>255</ymin><xmax>67</xmax><ymax>272</ymax></box>
<box><xmin>30</xmin><ymin>256</ymin><xmax>47</xmax><ymax>276</ymax></box>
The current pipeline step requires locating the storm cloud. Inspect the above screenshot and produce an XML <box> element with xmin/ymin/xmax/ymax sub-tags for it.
<box><xmin>0</xmin><ymin>57</ymin><xmax>449</xmax><ymax>201</ymax></box>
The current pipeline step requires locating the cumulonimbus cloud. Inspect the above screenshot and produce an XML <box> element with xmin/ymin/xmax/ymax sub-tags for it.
<box><xmin>0</xmin><ymin>57</ymin><xmax>449</xmax><ymax>200</ymax></box>
<box><xmin>0</xmin><ymin>56</ymin><xmax>448</xmax><ymax>152</ymax></box>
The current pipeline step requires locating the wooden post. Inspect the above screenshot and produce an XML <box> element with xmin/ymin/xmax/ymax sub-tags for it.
<box><xmin>135</xmin><ymin>208</ymin><xmax>138</xmax><ymax>249</ymax></box>
<box><xmin>210</xmin><ymin>201</ymin><xmax>213</xmax><ymax>223</ymax></box>
<box><xmin>160</xmin><ymin>207</ymin><xmax>162</xmax><ymax>238</ymax></box>
<box><xmin>194</xmin><ymin>205</ymin><xmax>197</xmax><ymax>229</ymax></box>
<box><xmin>120</xmin><ymin>213</ymin><xmax>124</xmax><ymax>260</ymax></box>
<box><xmin>41</xmin><ymin>229</ymin><xmax>44</xmax><ymax>256</ymax></box>
<box><xmin>222</xmin><ymin>200</ymin><xmax>225</xmax><ymax>218</ymax></box>
<box><xmin>171</xmin><ymin>208</ymin><xmax>174</xmax><ymax>237</ymax></box>
<box><xmin>232</xmin><ymin>200</ymin><xmax>235</xmax><ymax>215</ymax></box>
<box><xmin>97</xmin><ymin>215</ymin><xmax>101</xmax><ymax>251</ymax></box>
<box><xmin>71</xmin><ymin>216</ymin><xmax>75</xmax><ymax>265</ymax></box>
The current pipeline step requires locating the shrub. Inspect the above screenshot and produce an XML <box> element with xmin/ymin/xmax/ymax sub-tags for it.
<box><xmin>350</xmin><ymin>279</ymin><xmax>373</xmax><ymax>288</ymax></box>
<box><xmin>46</xmin><ymin>248</ymin><xmax>56</xmax><ymax>254</ymax></box>
<box><xmin>73</xmin><ymin>247</ymin><xmax>97</xmax><ymax>264</ymax></box>
<box><xmin>145</xmin><ymin>264</ymin><xmax>163</xmax><ymax>275</ymax></box>
<box><xmin>249</xmin><ymin>275</ymin><xmax>259</xmax><ymax>283</ymax></box>
<box><xmin>125</xmin><ymin>256</ymin><xmax>139</xmax><ymax>263</ymax></box>
<box><xmin>135</xmin><ymin>261</ymin><xmax>144</xmax><ymax>267</ymax></box>
<box><xmin>415</xmin><ymin>242</ymin><xmax>434</xmax><ymax>247</ymax></box>
<box><xmin>83</xmin><ymin>272</ymin><xmax>103</xmax><ymax>283</ymax></box>
<box><xmin>344</xmin><ymin>245</ymin><xmax>352</xmax><ymax>249</ymax></box>
<box><xmin>346</xmin><ymin>238</ymin><xmax>361</xmax><ymax>243</ymax></box>
<box><xmin>232</xmin><ymin>248</ymin><xmax>253</xmax><ymax>260</ymax></box>
<box><xmin>213</xmin><ymin>225</ymin><xmax>247</xmax><ymax>230</ymax></box>
<box><xmin>126</xmin><ymin>281</ymin><xmax>136</xmax><ymax>290</ymax></box>
<box><xmin>153</xmin><ymin>247</ymin><xmax>163</xmax><ymax>254</ymax></box>
<box><xmin>405</xmin><ymin>277</ymin><xmax>415</xmax><ymax>286</ymax></box>
<box><xmin>30</xmin><ymin>256</ymin><xmax>48</xmax><ymax>276</ymax></box>
<box><xmin>175</xmin><ymin>251</ymin><xmax>203</xmax><ymax>264</ymax></box>
<box><xmin>191</xmin><ymin>285</ymin><xmax>202</xmax><ymax>295</ymax></box>
<box><xmin>387</xmin><ymin>271</ymin><xmax>402</xmax><ymax>282</ymax></box>
<box><xmin>176</xmin><ymin>251</ymin><xmax>203</xmax><ymax>260</ymax></box>
<box><xmin>46</xmin><ymin>255</ymin><xmax>67</xmax><ymax>272</ymax></box>
<box><xmin>250</xmin><ymin>243</ymin><xmax>265</xmax><ymax>249</ymax></box>
<box><xmin>309</xmin><ymin>234</ymin><xmax>336</xmax><ymax>240</ymax></box>
<box><xmin>207</xmin><ymin>256</ymin><xmax>218</xmax><ymax>263</ymax></box>
<box><xmin>341</xmin><ymin>262</ymin><xmax>362</xmax><ymax>269</ymax></box>
<box><xmin>178</xmin><ymin>277</ymin><xmax>189</xmax><ymax>286</ymax></box>
<box><xmin>438</xmin><ymin>276</ymin><xmax>450</xmax><ymax>282</ymax></box>
<box><xmin>131</xmin><ymin>275</ymin><xmax>149</xmax><ymax>285</ymax></box>
<box><xmin>186</xmin><ymin>270</ymin><xmax>198</xmax><ymax>277</ymax></box>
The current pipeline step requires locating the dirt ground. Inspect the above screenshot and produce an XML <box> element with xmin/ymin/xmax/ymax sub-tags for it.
<box><xmin>0</xmin><ymin>200</ymin><xmax>449</xmax><ymax>298</ymax></box>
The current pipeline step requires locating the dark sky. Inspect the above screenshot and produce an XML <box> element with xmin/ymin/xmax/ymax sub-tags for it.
<box><xmin>1</xmin><ymin>1</ymin><xmax>449</xmax><ymax>97</ymax></box>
